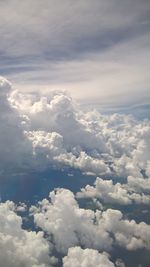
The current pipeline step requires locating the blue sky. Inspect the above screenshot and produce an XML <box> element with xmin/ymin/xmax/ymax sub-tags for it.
<box><xmin>0</xmin><ymin>0</ymin><xmax>150</xmax><ymax>108</ymax></box>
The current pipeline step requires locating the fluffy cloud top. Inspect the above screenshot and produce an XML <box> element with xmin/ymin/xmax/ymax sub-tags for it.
<box><xmin>1</xmin><ymin>77</ymin><xmax>150</xmax><ymax>212</ymax></box>
<box><xmin>77</xmin><ymin>177</ymin><xmax>150</xmax><ymax>205</ymax></box>
<box><xmin>30</xmin><ymin>188</ymin><xmax>112</xmax><ymax>254</ymax></box>
<box><xmin>63</xmin><ymin>247</ymin><xmax>115</xmax><ymax>267</ymax></box>
<box><xmin>31</xmin><ymin>188</ymin><xmax>150</xmax><ymax>253</ymax></box>
<box><xmin>0</xmin><ymin>201</ymin><xmax>56</xmax><ymax>267</ymax></box>
<box><xmin>1</xmin><ymin>188</ymin><xmax>149</xmax><ymax>266</ymax></box>
<box><xmin>0</xmin><ymin>76</ymin><xmax>150</xmax><ymax>266</ymax></box>
<box><xmin>1</xmin><ymin>0</ymin><xmax>150</xmax><ymax>111</ymax></box>
<box><xmin>0</xmin><ymin>76</ymin><xmax>149</xmax><ymax>180</ymax></box>
<box><xmin>9</xmin><ymin>80</ymin><xmax>150</xmax><ymax>179</ymax></box>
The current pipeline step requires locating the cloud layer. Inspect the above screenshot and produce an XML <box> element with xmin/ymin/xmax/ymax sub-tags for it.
<box><xmin>0</xmin><ymin>77</ymin><xmax>150</xmax><ymax>266</ymax></box>
<box><xmin>1</xmin><ymin>0</ymin><xmax>150</xmax><ymax>108</ymax></box>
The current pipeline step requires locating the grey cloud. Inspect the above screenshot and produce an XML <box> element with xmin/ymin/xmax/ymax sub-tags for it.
<box><xmin>0</xmin><ymin>1</ymin><xmax>150</xmax><ymax>109</ymax></box>
<box><xmin>63</xmin><ymin>247</ymin><xmax>115</xmax><ymax>267</ymax></box>
<box><xmin>0</xmin><ymin>77</ymin><xmax>32</xmax><ymax>171</ymax></box>
<box><xmin>1</xmin><ymin>0</ymin><xmax>149</xmax><ymax>57</ymax></box>
<box><xmin>0</xmin><ymin>76</ymin><xmax>150</xmax><ymax>266</ymax></box>
<box><xmin>0</xmin><ymin>73</ymin><xmax>150</xmax><ymax>247</ymax></box>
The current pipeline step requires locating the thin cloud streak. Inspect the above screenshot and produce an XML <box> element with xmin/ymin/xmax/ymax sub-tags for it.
<box><xmin>0</xmin><ymin>0</ymin><xmax>150</xmax><ymax>108</ymax></box>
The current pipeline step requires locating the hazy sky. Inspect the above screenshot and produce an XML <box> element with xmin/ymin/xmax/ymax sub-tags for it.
<box><xmin>0</xmin><ymin>0</ymin><xmax>150</xmax><ymax>107</ymax></box>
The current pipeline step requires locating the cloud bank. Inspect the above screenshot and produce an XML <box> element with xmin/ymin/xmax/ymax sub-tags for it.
<box><xmin>1</xmin><ymin>77</ymin><xmax>150</xmax><ymax>190</ymax></box>
<box><xmin>0</xmin><ymin>77</ymin><xmax>150</xmax><ymax>266</ymax></box>
<box><xmin>4</xmin><ymin>76</ymin><xmax>149</xmax><ymax>181</ymax></box>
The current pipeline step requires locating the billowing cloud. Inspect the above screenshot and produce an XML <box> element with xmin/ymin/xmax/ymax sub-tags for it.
<box><xmin>1</xmin><ymin>189</ymin><xmax>149</xmax><ymax>266</ymax></box>
<box><xmin>31</xmin><ymin>188</ymin><xmax>150</xmax><ymax>253</ymax></box>
<box><xmin>0</xmin><ymin>77</ymin><xmax>150</xmax><ymax>266</ymax></box>
<box><xmin>30</xmin><ymin>188</ymin><xmax>112</xmax><ymax>254</ymax></box>
<box><xmin>1</xmin><ymin>76</ymin><xmax>150</xmax><ymax>180</ymax></box>
<box><xmin>77</xmin><ymin>177</ymin><xmax>150</xmax><ymax>205</ymax></box>
<box><xmin>63</xmin><ymin>247</ymin><xmax>115</xmax><ymax>267</ymax></box>
<box><xmin>0</xmin><ymin>201</ymin><xmax>56</xmax><ymax>267</ymax></box>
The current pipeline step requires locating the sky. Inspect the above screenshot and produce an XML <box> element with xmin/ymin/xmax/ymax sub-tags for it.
<box><xmin>0</xmin><ymin>0</ymin><xmax>150</xmax><ymax>108</ymax></box>
<box><xmin>0</xmin><ymin>1</ymin><xmax>150</xmax><ymax>267</ymax></box>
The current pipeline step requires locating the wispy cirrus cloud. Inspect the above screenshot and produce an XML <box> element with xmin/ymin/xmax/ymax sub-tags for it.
<box><xmin>0</xmin><ymin>0</ymin><xmax>150</xmax><ymax>108</ymax></box>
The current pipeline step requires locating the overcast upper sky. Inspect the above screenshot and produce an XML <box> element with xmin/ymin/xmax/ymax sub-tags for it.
<box><xmin>0</xmin><ymin>3</ymin><xmax>150</xmax><ymax>265</ymax></box>
<box><xmin>0</xmin><ymin>0</ymin><xmax>150</xmax><ymax>107</ymax></box>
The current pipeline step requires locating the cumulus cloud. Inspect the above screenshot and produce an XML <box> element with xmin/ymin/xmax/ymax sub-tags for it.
<box><xmin>30</xmin><ymin>188</ymin><xmax>112</xmax><ymax>254</ymax></box>
<box><xmin>31</xmin><ymin>188</ymin><xmax>150</xmax><ymax>253</ymax></box>
<box><xmin>12</xmin><ymin>92</ymin><xmax>107</xmax><ymax>153</ymax></box>
<box><xmin>127</xmin><ymin>176</ymin><xmax>150</xmax><ymax>193</ymax></box>
<box><xmin>1</xmin><ymin>75</ymin><xmax>150</xmax><ymax>181</ymax></box>
<box><xmin>8</xmin><ymin>81</ymin><xmax>150</xmax><ymax>178</ymax></box>
<box><xmin>0</xmin><ymin>189</ymin><xmax>149</xmax><ymax>266</ymax></box>
<box><xmin>101</xmin><ymin>208</ymin><xmax>150</xmax><ymax>251</ymax></box>
<box><xmin>0</xmin><ymin>76</ymin><xmax>149</xmax><ymax>184</ymax></box>
<box><xmin>0</xmin><ymin>201</ymin><xmax>56</xmax><ymax>267</ymax></box>
<box><xmin>77</xmin><ymin>177</ymin><xmax>150</xmax><ymax>205</ymax></box>
<box><xmin>0</xmin><ymin>77</ymin><xmax>32</xmax><ymax>171</ymax></box>
<box><xmin>0</xmin><ymin>77</ymin><xmax>150</xmax><ymax>266</ymax></box>
<box><xmin>63</xmin><ymin>247</ymin><xmax>115</xmax><ymax>267</ymax></box>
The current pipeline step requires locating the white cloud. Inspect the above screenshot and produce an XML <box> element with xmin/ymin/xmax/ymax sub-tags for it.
<box><xmin>0</xmin><ymin>77</ymin><xmax>149</xmax><ymax>267</ymax></box>
<box><xmin>1</xmin><ymin>76</ymin><xmax>150</xmax><ymax>179</ymax></box>
<box><xmin>0</xmin><ymin>201</ymin><xmax>56</xmax><ymax>267</ymax></box>
<box><xmin>63</xmin><ymin>247</ymin><xmax>115</xmax><ymax>267</ymax></box>
<box><xmin>98</xmin><ymin>209</ymin><xmax>150</xmax><ymax>251</ymax></box>
<box><xmin>31</xmin><ymin>188</ymin><xmax>150</xmax><ymax>253</ymax></box>
<box><xmin>0</xmin><ymin>188</ymin><xmax>149</xmax><ymax>266</ymax></box>
<box><xmin>30</xmin><ymin>188</ymin><xmax>112</xmax><ymax>254</ymax></box>
<box><xmin>77</xmin><ymin>177</ymin><xmax>150</xmax><ymax>205</ymax></box>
